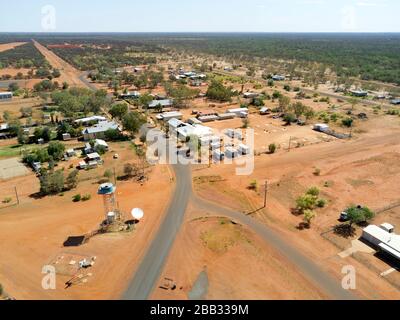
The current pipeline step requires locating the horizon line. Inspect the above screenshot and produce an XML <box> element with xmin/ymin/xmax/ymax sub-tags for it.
<box><xmin>1</xmin><ymin>31</ymin><xmax>400</xmax><ymax>34</ymax></box>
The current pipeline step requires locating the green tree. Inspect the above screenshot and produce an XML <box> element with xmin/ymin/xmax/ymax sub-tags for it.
<box><xmin>123</xmin><ymin>112</ymin><xmax>146</xmax><ymax>135</ymax></box>
<box><xmin>278</xmin><ymin>95</ymin><xmax>291</xmax><ymax>113</ymax></box>
<box><xmin>109</xmin><ymin>103</ymin><xmax>128</xmax><ymax>120</ymax></box>
<box><xmin>47</xmin><ymin>141</ymin><xmax>65</xmax><ymax>161</ymax></box>
<box><xmin>66</xmin><ymin>169</ymin><xmax>79</xmax><ymax>190</ymax></box>
<box><xmin>206</xmin><ymin>80</ymin><xmax>233</xmax><ymax>102</ymax></box>
<box><xmin>342</xmin><ymin>117</ymin><xmax>354</xmax><ymax>128</ymax></box>
<box><xmin>283</xmin><ymin>113</ymin><xmax>296</xmax><ymax>125</ymax></box>
<box><xmin>291</xmin><ymin>102</ymin><xmax>307</xmax><ymax>119</ymax></box>
<box><xmin>346</xmin><ymin>206</ymin><xmax>375</xmax><ymax>226</ymax></box>
<box><xmin>8</xmin><ymin>82</ymin><xmax>19</xmax><ymax>92</ymax></box>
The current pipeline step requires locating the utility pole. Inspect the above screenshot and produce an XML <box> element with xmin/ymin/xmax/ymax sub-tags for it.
<box><xmin>288</xmin><ymin>136</ymin><xmax>293</xmax><ymax>152</ymax></box>
<box><xmin>113</xmin><ymin>167</ymin><xmax>117</xmax><ymax>186</ymax></box>
<box><xmin>14</xmin><ymin>186</ymin><xmax>20</xmax><ymax>205</ymax></box>
<box><xmin>263</xmin><ymin>180</ymin><xmax>268</xmax><ymax>208</ymax></box>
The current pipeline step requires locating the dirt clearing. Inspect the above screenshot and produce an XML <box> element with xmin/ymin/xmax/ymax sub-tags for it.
<box><xmin>0</xmin><ymin>42</ymin><xmax>26</xmax><ymax>53</ymax></box>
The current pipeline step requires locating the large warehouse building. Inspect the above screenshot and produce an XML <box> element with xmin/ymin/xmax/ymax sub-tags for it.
<box><xmin>362</xmin><ymin>224</ymin><xmax>400</xmax><ymax>261</ymax></box>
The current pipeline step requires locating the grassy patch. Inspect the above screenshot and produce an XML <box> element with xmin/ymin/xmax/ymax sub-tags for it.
<box><xmin>200</xmin><ymin>219</ymin><xmax>247</xmax><ymax>254</ymax></box>
<box><xmin>193</xmin><ymin>175</ymin><xmax>224</xmax><ymax>184</ymax></box>
<box><xmin>0</xmin><ymin>144</ymin><xmax>35</xmax><ymax>159</ymax></box>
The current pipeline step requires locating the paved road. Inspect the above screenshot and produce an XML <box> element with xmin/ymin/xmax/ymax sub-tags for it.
<box><xmin>123</xmin><ymin>164</ymin><xmax>192</xmax><ymax>300</ymax></box>
<box><xmin>192</xmin><ymin>196</ymin><xmax>356</xmax><ymax>300</ymax></box>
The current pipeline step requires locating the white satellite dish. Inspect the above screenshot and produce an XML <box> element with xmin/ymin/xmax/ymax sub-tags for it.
<box><xmin>131</xmin><ymin>208</ymin><xmax>144</xmax><ymax>221</ymax></box>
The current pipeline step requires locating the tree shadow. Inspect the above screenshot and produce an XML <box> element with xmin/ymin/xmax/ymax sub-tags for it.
<box><xmin>297</xmin><ymin>222</ymin><xmax>310</xmax><ymax>230</ymax></box>
<box><xmin>29</xmin><ymin>192</ymin><xmax>46</xmax><ymax>200</ymax></box>
<box><xmin>333</xmin><ymin>224</ymin><xmax>356</xmax><ymax>239</ymax></box>
<box><xmin>290</xmin><ymin>208</ymin><xmax>302</xmax><ymax>216</ymax></box>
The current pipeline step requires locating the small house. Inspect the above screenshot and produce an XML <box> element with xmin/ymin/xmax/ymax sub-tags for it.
<box><xmin>213</xmin><ymin>150</ymin><xmax>225</xmax><ymax>161</ymax></box>
<box><xmin>227</xmin><ymin>108</ymin><xmax>249</xmax><ymax>117</ymax></box>
<box><xmin>94</xmin><ymin>139</ymin><xmax>109</xmax><ymax>151</ymax></box>
<box><xmin>159</xmin><ymin>111</ymin><xmax>183</xmax><ymax>122</ymax></box>
<box><xmin>238</xmin><ymin>144</ymin><xmax>250</xmax><ymax>155</ymax></box>
<box><xmin>119</xmin><ymin>91</ymin><xmax>141</xmax><ymax>99</ymax></box>
<box><xmin>82</xmin><ymin>121</ymin><xmax>120</xmax><ymax>141</ymax></box>
<box><xmin>66</xmin><ymin>149</ymin><xmax>76</xmax><ymax>157</ymax></box>
<box><xmin>168</xmin><ymin>118</ymin><xmax>186</xmax><ymax>133</ymax></box>
<box><xmin>148</xmin><ymin>99</ymin><xmax>174</xmax><ymax>109</ymax></box>
<box><xmin>62</xmin><ymin>133</ymin><xmax>72</xmax><ymax>141</ymax></box>
<box><xmin>86</xmin><ymin>152</ymin><xmax>101</xmax><ymax>163</ymax></box>
<box><xmin>272</xmin><ymin>75</ymin><xmax>285</xmax><ymax>81</ymax></box>
<box><xmin>225</xmin><ymin>129</ymin><xmax>243</xmax><ymax>140</ymax></box>
<box><xmin>198</xmin><ymin>115</ymin><xmax>219</xmax><ymax>123</ymax></box>
<box><xmin>313</xmin><ymin>124</ymin><xmax>330</xmax><ymax>132</ymax></box>
<box><xmin>218</xmin><ymin>113</ymin><xmax>236</xmax><ymax>121</ymax></box>
<box><xmin>243</xmin><ymin>92</ymin><xmax>259</xmax><ymax>99</ymax></box>
<box><xmin>75</xmin><ymin>116</ymin><xmax>107</xmax><ymax>126</ymax></box>
<box><xmin>225</xmin><ymin>147</ymin><xmax>238</xmax><ymax>159</ymax></box>
<box><xmin>188</xmin><ymin>118</ymin><xmax>202</xmax><ymax>125</ymax></box>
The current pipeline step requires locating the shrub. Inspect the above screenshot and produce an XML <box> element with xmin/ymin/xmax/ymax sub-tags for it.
<box><xmin>306</xmin><ymin>187</ymin><xmax>320</xmax><ymax>197</ymax></box>
<box><xmin>73</xmin><ymin>194</ymin><xmax>81</xmax><ymax>202</ymax></box>
<box><xmin>104</xmin><ymin>169</ymin><xmax>113</xmax><ymax>180</ymax></box>
<box><xmin>313</xmin><ymin>168</ymin><xmax>321</xmax><ymax>176</ymax></box>
<box><xmin>2</xmin><ymin>197</ymin><xmax>12</xmax><ymax>204</ymax></box>
<box><xmin>317</xmin><ymin>199</ymin><xmax>327</xmax><ymax>208</ymax></box>
<box><xmin>296</xmin><ymin>194</ymin><xmax>317</xmax><ymax>213</ymax></box>
<box><xmin>268</xmin><ymin>143</ymin><xmax>277</xmax><ymax>154</ymax></box>
<box><xmin>342</xmin><ymin>117</ymin><xmax>354</xmax><ymax>128</ymax></box>
<box><xmin>82</xmin><ymin>194</ymin><xmax>91</xmax><ymax>201</ymax></box>
<box><xmin>248</xmin><ymin>180</ymin><xmax>258</xmax><ymax>191</ymax></box>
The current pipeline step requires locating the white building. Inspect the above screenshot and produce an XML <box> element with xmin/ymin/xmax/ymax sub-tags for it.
<box><xmin>75</xmin><ymin>116</ymin><xmax>107</xmax><ymax>126</ymax></box>
<box><xmin>176</xmin><ymin>124</ymin><xmax>213</xmax><ymax>142</ymax></box>
<box><xmin>148</xmin><ymin>99</ymin><xmax>174</xmax><ymax>109</ymax></box>
<box><xmin>272</xmin><ymin>75</ymin><xmax>286</xmax><ymax>81</ymax></box>
<box><xmin>82</xmin><ymin>121</ymin><xmax>120</xmax><ymax>141</ymax></box>
<box><xmin>157</xmin><ymin>111</ymin><xmax>183</xmax><ymax>121</ymax></box>
<box><xmin>243</xmin><ymin>92</ymin><xmax>259</xmax><ymax>99</ymax></box>
<box><xmin>227</xmin><ymin>108</ymin><xmax>249</xmax><ymax>118</ymax></box>
<box><xmin>95</xmin><ymin>139</ymin><xmax>109</xmax><ymax>150</ymax></box>
<box><xmin>0</xmin><ymin>92</ymin><xmax>13</xmax><ymax>101</ymax></box>
<box><xmin>313</xmin><ymin>124</ymin><xmax>330</xmax><ymax>132</ymax></box>
<box><xmin>362</xmin><ymin>224</ymin><xmax>400</xmax><ymax>261</ymax></box>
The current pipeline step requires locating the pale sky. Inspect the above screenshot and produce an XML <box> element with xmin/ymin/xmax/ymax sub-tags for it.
<box><xmin>0</xmin><ymin>0</ymin><xmax>399</xmax><ymax>33</ymax></box>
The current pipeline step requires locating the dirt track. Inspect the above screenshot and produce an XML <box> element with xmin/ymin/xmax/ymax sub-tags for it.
<box><xmin>0</xmin><ymin>42</ymin><xmax>26</xmax><ymax>53</ymax></box>
<box><xmin>32</xmin><ymin>40</ymin><xmax>87</xmax><ymax>88</ymax></box>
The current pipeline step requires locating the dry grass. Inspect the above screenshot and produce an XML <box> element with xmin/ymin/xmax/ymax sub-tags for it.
<box><xmin>200</xmin><ymin>218</ymin><xmax>249</xmax><ymax>254</ymax></box>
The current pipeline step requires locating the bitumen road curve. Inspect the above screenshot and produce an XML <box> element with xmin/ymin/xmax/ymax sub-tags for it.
<box><xmin>124</xmin><ymin>163</ymin><xmax>356</xmax><ymax>300</ymax></box>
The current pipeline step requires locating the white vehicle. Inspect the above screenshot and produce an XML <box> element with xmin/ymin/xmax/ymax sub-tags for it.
<box><xmin>260</xmin><ymin>107</ymin><xmax>270</xmax><ymax>115</ymax></box>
